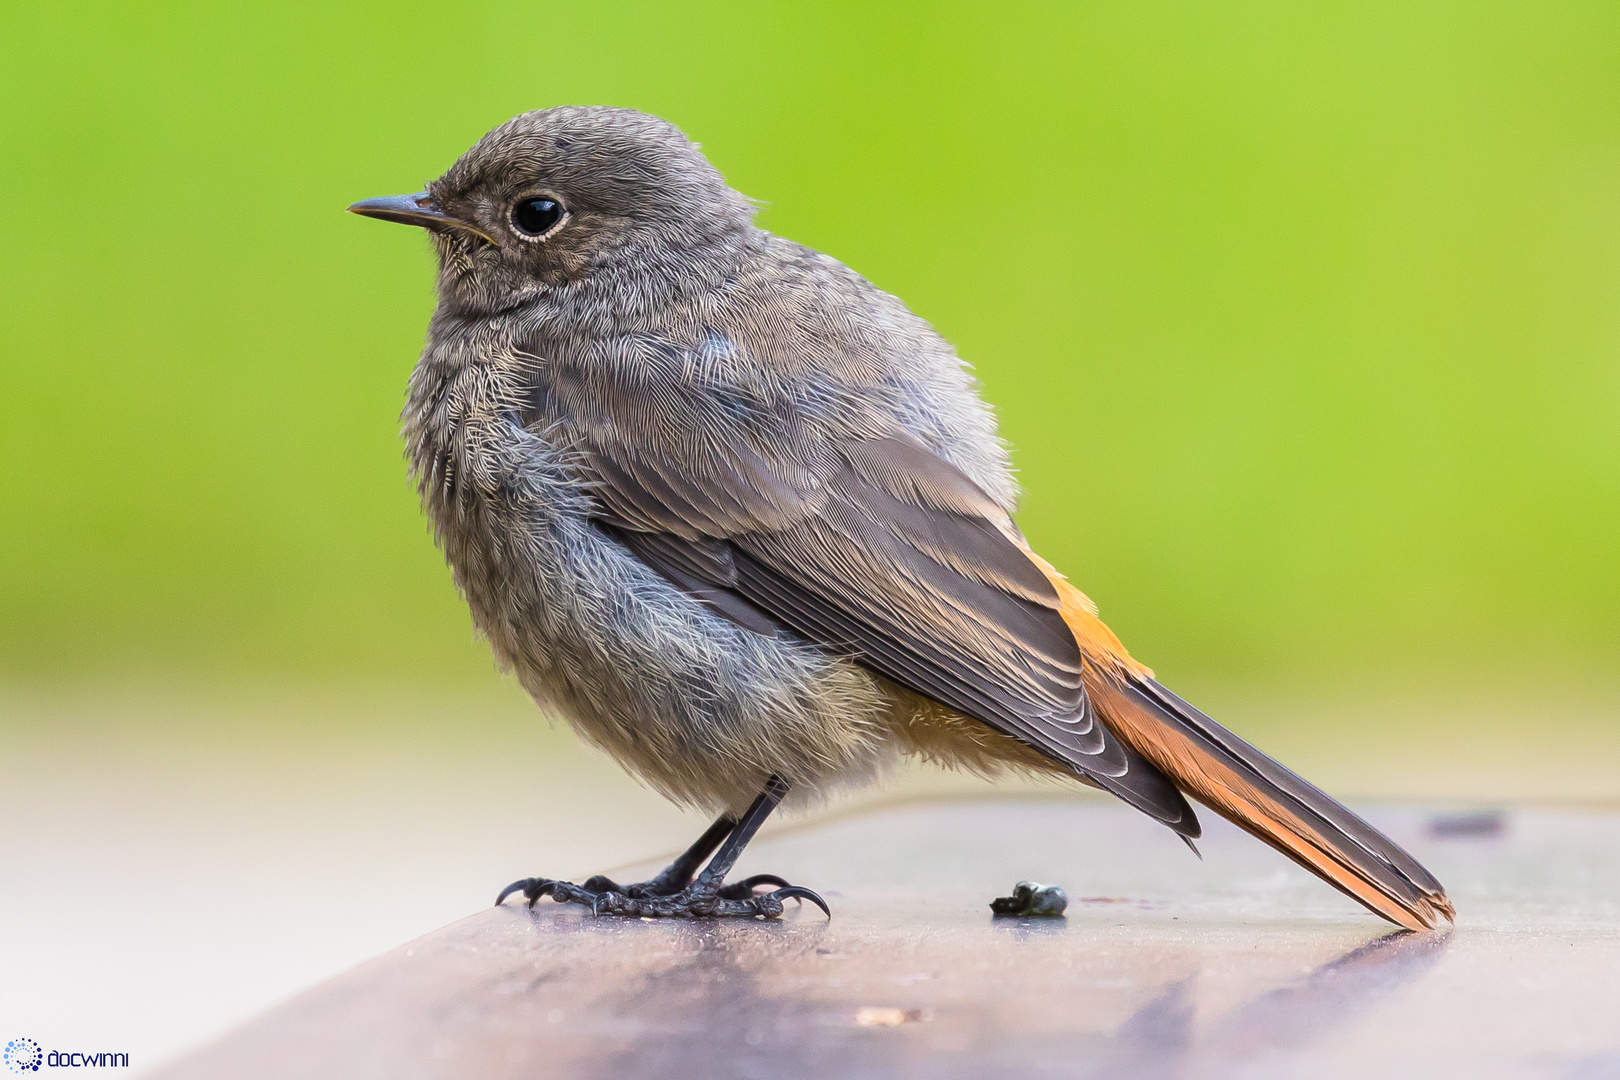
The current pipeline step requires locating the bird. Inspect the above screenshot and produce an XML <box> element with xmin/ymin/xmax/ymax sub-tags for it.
<box><xmin>348</xmin><ymin>106</ymin><xmax>1453</xmax><ymax>929</ymax></box>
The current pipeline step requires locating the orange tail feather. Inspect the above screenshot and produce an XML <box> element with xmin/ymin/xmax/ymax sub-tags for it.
<box><xmin>1029</xmin><ymin>554</ymin><xmax>1454</xmax><ymax>931</ymax></box>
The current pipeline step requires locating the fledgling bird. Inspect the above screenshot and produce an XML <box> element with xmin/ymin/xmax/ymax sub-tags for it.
<box><xmin>350</xmin><ymin>106</ymin><xmax>1454</xmax><ymax>929</ymax></box>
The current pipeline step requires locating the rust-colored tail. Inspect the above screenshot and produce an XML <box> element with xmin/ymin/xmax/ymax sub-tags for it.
<box><xmin>1087</xmin><ymin>675</ymin><xmax>1454</xmax><ymax>930</ymax></box>
<box><xmin>1032</xmin><ymin>556</ymin><xmax>1454</xmax><ymax>931</ymax></box>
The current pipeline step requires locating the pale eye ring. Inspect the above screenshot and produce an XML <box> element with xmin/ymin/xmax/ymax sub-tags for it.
<box><xmin>511</xmin><ymin>196</ymin><xmax>565</xmax><ymax>238</ymax></box>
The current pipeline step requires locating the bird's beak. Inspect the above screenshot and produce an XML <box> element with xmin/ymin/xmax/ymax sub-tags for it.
<box><xmin>346</xmin><ymin>192</ymin><xmax>497</xmax><ymax>245</ymax></box>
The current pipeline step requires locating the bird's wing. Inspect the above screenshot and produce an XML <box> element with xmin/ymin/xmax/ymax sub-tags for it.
<box><xmin>531</xmin><ymin>363</ymin><xmax>1200</xmax><ymax>834</ymax></box>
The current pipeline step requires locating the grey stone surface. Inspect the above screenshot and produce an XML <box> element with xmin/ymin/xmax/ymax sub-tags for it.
<box><xmin>154</xmin><ymin>798</ymin><xmax>1620</xmax><ymax>1080</ymax></box>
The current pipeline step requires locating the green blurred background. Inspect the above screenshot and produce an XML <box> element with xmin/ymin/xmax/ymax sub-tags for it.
<box><xmin>2</xmin><ymin>0</ymin><xmax>1616</xmax><ymax>746</ymax></box>
<box><xmin>4</xmin><ymin>4</ymin><xmax>1619</xmax><ymax>1057</ymax></box>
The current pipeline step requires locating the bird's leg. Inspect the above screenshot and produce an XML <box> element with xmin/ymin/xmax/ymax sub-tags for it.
<box><xmin>496</xmin><ymin>776</ymin><xmax>829</xmax><ymax>919</ymax></box>
<box><xmin>581</xmin><ymin>814</ymin><xmax>749</xmax><ymax>897</ymax></box>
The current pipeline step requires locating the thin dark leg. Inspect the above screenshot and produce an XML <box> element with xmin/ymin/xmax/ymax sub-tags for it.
<box><xmin>496</xmin><ymin>776</ymin><xmax>829</xmax><ymax>920</ymax></box>
<box><xmin>578</xmin><ymin>813</ymin><xmax>739</xmax><ymax>898</ymax></box>
<box><xmin>686</xmin><ymin>775</ymin><xmax>788</xmax><ymax>893</ymax></box>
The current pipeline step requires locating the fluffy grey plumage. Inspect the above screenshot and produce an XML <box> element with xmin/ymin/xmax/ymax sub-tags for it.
<box><xmin>355</xmin><ymin>106</ymin><xmax>1454</xmax><ymax>930</ymax></box>
<box><xmin>401</xmin><ymin>106</ymin><xmax>1095</xmax><ymax>815</ymax></box>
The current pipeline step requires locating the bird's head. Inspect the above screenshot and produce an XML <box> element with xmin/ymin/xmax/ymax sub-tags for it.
<box><xmin>350</xmin><ymin>106</ymin><xmax>755</xmax><ymax>314</ymax></box>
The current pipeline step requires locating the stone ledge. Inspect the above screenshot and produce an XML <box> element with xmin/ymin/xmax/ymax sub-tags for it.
<box><xmin>153</xmin><ymin>798</ymin><xmax>1620</xmax><ymax>1079</ymax></box>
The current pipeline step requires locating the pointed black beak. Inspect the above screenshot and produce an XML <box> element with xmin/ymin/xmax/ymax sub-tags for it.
<box><xmin>347</xmin><ymin>192</ymin><xmax>497</xmax><ymax>244</ymax></box>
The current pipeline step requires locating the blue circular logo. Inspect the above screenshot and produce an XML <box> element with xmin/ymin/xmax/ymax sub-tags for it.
<box><xmin>3</xmin><ymin>1039</ymin><xmax>41</xmax><ymax>1073</ymax></box>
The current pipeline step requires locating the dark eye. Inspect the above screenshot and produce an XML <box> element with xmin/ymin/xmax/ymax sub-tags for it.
<box><xmin>511</xmin><ymin>196</ymin><xmax>564</xmax><ymax>237</ymax></box>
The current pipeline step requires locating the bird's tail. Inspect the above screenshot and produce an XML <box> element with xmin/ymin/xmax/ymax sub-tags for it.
<box><xmin>1031</xmin><ymin>556</ymin><xmax>1454</xmax><ymax>931</ymax></box>
<box><xmin>1087</xmin><ymin>674</ymin><xmax>1454</xmax><ymax>930</ymax></box>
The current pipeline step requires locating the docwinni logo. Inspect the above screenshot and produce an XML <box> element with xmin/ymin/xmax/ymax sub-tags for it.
<box><xmin>4</xmin><ymin>1040</ymin><xmax>129</xmax><ymax>1072</ymax></box>
<box><xmin>4</xmin><ymin>1040</ymin><xmax>42</xmax><ymax>1073</ymax></box>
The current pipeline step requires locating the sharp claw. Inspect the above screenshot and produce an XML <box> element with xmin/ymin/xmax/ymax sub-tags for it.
<box><xmin>770</xmin><ymin>886</ymin><xmax>831</xmax><ymax>919</ymax></box>
<box><xmin>525</xmin><ymin>880</ymin><xmax>558</xmax><ymax>909</ymax></box>
<box><xmin>717</xmin><ymin>873</ymin><xmax>794</xmax><ymax>900</ymax></box>
<box><xmin>496</xmin><ymin>878</ymin><xmax>538</xmax><ymax>907</ymax></box>
<box><xmin>740</xmin><ymin>873</ymin><xmax>792</xmax><ymax>891</ymax></box>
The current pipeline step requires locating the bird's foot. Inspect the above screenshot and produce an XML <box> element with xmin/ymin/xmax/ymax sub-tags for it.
<box><xmin>495</xmin><ymin>874</ymin><xmax>828</xmax><ymax>919</ymax></box>
<box><xmin>574</xmin><ymin>871</ymin><xmax>793</xmax><ymax>900</ymax></box>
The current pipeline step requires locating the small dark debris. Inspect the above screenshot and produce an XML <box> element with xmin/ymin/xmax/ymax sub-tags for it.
<box><xmin>990</xmin><ymin>881</ymin><xmax>1068</xmax><ymax>917</ymax></box>
<box><xmin>1429</xmin><ymin>810</ymin><xmax>1507</xmax><ymax>839</ymax></box>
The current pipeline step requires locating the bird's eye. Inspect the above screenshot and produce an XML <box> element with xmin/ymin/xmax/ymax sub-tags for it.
<box><xmin>511</xmin><ymin>196</ymin><xmax>564</xmax><ymax>237</ymax></box>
